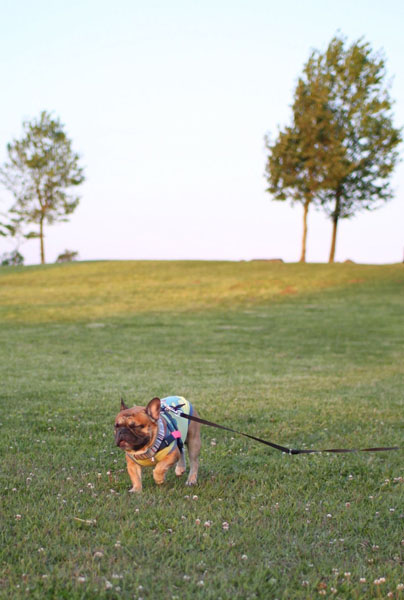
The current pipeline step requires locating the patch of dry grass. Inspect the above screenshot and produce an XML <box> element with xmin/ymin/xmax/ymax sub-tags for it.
<box><xmin>0</xmin><ymin>260</ymin><xmax>402</xmax><ymax>323</ymax></box>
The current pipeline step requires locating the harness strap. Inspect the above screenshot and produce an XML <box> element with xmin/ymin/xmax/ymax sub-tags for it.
<box><xmin>126</xmin><ymin>417</ymin><xmax>166</xmax><ymax>462</ymax></box>
<box><xmin>161</xmin><ymin>408</ymin><xmax>184</xmax><ymax>453</ymax></box>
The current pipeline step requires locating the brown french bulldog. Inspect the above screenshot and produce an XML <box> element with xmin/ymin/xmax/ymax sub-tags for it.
<box><xmin>115</xmin><ymin>396</ymin><xmax>201</xmax><ymax>492</ymax></box>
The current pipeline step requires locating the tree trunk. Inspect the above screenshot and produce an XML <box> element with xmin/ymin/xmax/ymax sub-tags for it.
<box><xmin>39</xmin><ymin>215</ymin><xmax>45</xmax><ymax>264</ymax></box>
<box><xmin>328</xmin><ymin>218</ymin><xmax>338</xmax><ymax>263</ymax></box>
<box><xmin>328</xmin><ymin>193</ymin><xmax>340</xmax><ymax>264</ymax></box>
<box><xmin>299</xmin><ymin>197</ymin><xmax>310</xmax><ymax>263</ymax></box>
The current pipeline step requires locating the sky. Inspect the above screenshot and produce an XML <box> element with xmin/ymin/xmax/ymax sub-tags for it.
<box><xmin>0</xmin><ymin>0</ymin><xmax>403</xmax><ymax>265</ymax></box>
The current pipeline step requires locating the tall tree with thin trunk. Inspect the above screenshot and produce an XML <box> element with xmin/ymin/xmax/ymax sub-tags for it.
<box><xmin>0</xmin><ymin>111</ymin><xmax>85</xmax><ymax>264</ymax></box>
<box><xmin>265</xmin><ymin>35</ymin><xmax>401</xmax><ymax>263</ymax></box>
<box><xmin>264</xmin><ymin>63</ymin><xmax>343</xmax><ymax>262</ymax></box>
<box><xmin>311</xmin><ymin>37</ymin><xmax>402</xmax><ymax>262</ymax></box>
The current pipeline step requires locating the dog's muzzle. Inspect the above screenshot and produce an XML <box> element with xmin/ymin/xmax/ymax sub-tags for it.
<box><xmin>115</xmin><ymin>427</ymin><xmax>149</xmax><ymax>450</ymax></box>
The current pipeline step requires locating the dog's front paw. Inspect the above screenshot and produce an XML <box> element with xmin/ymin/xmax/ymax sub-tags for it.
<box><xmin>185</xmin><ymin>476</ymin><xmax>198</xmax><ymax>486</ymax></box>
<box><xmin>153</xmin><ymin>478</ymin><xmax>165</xmax><ymax>485</ymax></box>
<box><xmin>129</xmin><ymin>486</ymin><xmax>142</xmax><ymax>493</ymax></box>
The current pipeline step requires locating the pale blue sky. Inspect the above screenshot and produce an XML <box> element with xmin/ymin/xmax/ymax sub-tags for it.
<box><xmin>1</xmin><ymin>0</ymin><xmax>403</xmax><ymax>264</ymax></box>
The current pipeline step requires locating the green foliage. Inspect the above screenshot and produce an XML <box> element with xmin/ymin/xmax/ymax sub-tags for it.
<box><xmin>0</xmin><ymin>111</ymin><xmax>85</xmax><ymax>264</ymax></box>
<box><xmin>310</xmin><ymin>37</ymin><xmax>401</xmax><ymax>213</ymax></box>
<box><xmin>0</xmin><ymin>262</ymin><xmax>403</xmax><ymax>599</ymax></box>
<box><xmin>265</xmin><ymin>35</ymin><xmax>402</xmax><ymax>262</ymax></box>
<box><xmin>56</xmin><ymin>249</ymin><xmax>79</xmax><ymax>263</ymax></box>
<box><xmin>265</xmin><ymin>75</ymin><xmax>340</xmax><ymax>204</ymax></box>
<box><xmin>0</xmin><ymin>213</ymin><xmax>19</xmax><ymax>237</ymax></box>
<box><xmin>0</xmin><ymin>249</ymin><xmax>24</xmax><ymax>266</ymax></box>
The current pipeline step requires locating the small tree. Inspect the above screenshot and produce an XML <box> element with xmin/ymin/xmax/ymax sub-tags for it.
<box><xmin>312</xmin><ymin>37</ymin><xmax>402</xmax><ymax>262</ymax></box>
<box><xmin>0</xmin><ymin>111</ymin><xmax>85</xmax><ymax>264</ymax></box>
<box><xmin>265</xmin><ymin>73</ymin><xmax>342</xmax><ymax>262</ymax></box>
<box><xmin>1</xmin><ymin>249</ymin><xmax>24</xmax><ymax>266</ymax></box>
<box><xmin>56</xmin><ymin>249</ymin><xmax>79</xmax><ymax>263</ymax></box>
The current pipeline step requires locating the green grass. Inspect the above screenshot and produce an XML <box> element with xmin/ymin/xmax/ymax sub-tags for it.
<box><xmin>0</xmin><ymin>261</ymin><xmax>403</xmax><ymax>599</ymax></box>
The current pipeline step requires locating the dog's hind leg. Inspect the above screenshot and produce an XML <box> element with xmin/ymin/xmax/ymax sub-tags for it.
<box><xmin>185</xmin><ymin>415</ymin><xmax>201</xmax><ymax>486</ymax></box>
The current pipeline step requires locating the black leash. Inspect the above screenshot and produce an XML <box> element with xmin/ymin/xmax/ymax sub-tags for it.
<box><xmin>175</xmin><ymin>408</ymin><xmax>399</xmax><ymax>455</ymax></box>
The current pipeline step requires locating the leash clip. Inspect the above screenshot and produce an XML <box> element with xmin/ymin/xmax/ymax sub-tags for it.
<box><xmin>161</xmin><ymin>402</ymin><xmax>185</xmax><ymax>416</ymax></box>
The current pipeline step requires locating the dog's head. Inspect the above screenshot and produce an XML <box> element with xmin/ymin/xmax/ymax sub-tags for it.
<box><xmin>114</xmin><ymin>397</ymin><xmax>161</xmax><ymax>452</ymax></box>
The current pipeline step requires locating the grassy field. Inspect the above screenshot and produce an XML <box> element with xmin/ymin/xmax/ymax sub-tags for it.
<box><xmin>0</xmin><ymin>260</ymin><xmax>403</xmax><ymax>599</ymax></box>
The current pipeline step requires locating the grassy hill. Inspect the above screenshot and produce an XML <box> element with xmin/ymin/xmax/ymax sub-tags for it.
<box><xmin>0</xmin><ymin>260</ymin><xmax>403</xmax><ymax>322</ymax></box>
<box><xmin>1</xmin><ymin>261</ymin><xmax>403</xmax><ymax>599</ymax></box>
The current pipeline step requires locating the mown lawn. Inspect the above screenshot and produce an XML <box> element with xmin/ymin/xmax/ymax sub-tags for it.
<box><xmin>0</xmin><ymin>261</ymin><xmax>403</xmax><ymax>599</ymax></box>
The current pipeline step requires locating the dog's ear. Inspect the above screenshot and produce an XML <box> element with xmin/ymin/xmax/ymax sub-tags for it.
<box><xmin>146</xmin><ymin>397</ymin><xmax>161</xmax><ymax>422</ymax></box>
<box><xmin>120</xmin><ymin>397</ymin><xmax>129</xmax><ymax>411</ymax></box>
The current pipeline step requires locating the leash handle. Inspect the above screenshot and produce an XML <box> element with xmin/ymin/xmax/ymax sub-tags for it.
<box><xmin>179</xmin><ymin>411</ymin><xmax>400</xmax><ymax>456</ymax></box>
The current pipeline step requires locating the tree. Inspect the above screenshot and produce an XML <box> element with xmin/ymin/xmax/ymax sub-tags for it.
<box><xmin>1</xmin><ymin>249</ymin><xmax>24</xmax><ymax>266</ymax></box>
<box><xmin>0</xmin><ymin>111</ymin><xmax>85</xmax><ymax>264</ymax></box>
<box><xmin>265</xmin><ymin>35</ymin><xmax>401</xmax><ymax>263</ymax></box>
<box><xmin>56</xmin><ymin>249</ymin><xmax>79</xmax><ymax>263</ymax></box>
<box><xmin>311</xmin><ymin>37</ymin><xmax>402</xmax><ymax>262</ymax></box>
<box><xmin>265</xmin><ymin>74</ymin><xmax>342</xmax><ymax>262</ymax></box>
